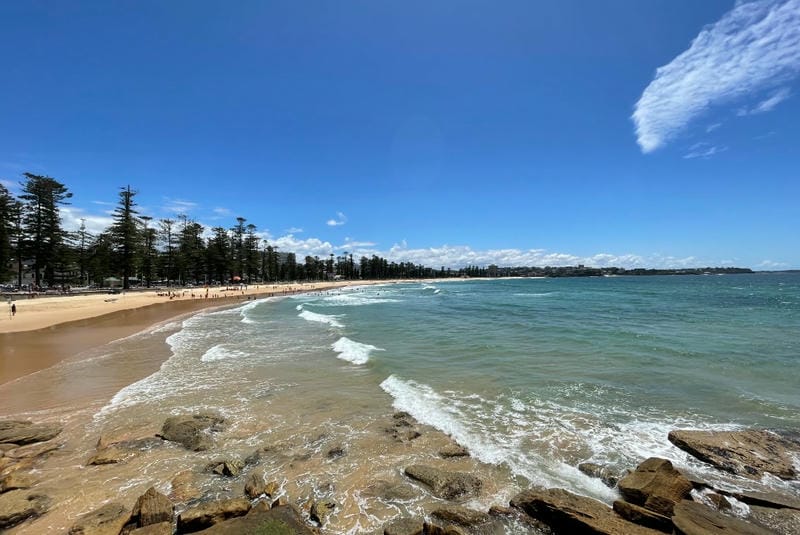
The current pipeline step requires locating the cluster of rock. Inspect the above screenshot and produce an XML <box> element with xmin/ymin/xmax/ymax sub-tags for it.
<box><xmin>4</xmin><ymin>412</ymin><xmax>800</xmax><ymax>535</ymax></box>
<box><xmin>380</xmin><ymin>429</ymin><xmax>800</xmax><ymax>535</ymax></box>
<box><xmin>0</xmin><ymin>420</ymin><xmax>62</xmax><ymax>530</ymax></box>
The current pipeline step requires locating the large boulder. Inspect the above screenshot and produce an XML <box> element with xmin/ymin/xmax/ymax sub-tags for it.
<box><xmin>668</xmin><ymin>429</ymin><xmax>797</xmax><ymax>480</ymax></box>
<box><xmin>131</xmin><ymin>487</ymin><xmax>173</xmax><ymax>527</ymax></box>
<box><xmin>404</xmin><ymin>465</ymin><xmax>482</xmax><ymax>501</ymax></box>
<box><xmin>0</xmin><ymin>421</ymin><xmax>62</xmax><ymax>445</ymax></box>
<box><xmin>68</xmin><ymin>502</ymin><xmax>130</xmax><ymax>535</ymax></box>
<box><xmin>510</xmin><ymin>488</ymin><xmax>663</xmax><ymax>535</ymax></box>
<box><xmin>177</xmin><ymin>497</ymin><xmax>251</xmax><ymax>532</ymax></box>
<box><xmin>672</xmin><ymin>500</ymin><xmax>772</xmax><ymax>535</ymax></box>
<box><xmin>617</xmin><ymin>457</ymin><xmax>693</xmax><ymax>516</ymax></box>
<box><xmin>189</xmin><ymin>503</ymin><xmax>316</xmax><ymax>534</ymax></box>
<box><xmin>157</xmin><ymin>413</ymin><xmax>224</xmax><ymax>451</ymax></box>
<box><xmin>0</xmin><ymin>489</ymin><xmax>50</xmax><ymax>529</ymax></box>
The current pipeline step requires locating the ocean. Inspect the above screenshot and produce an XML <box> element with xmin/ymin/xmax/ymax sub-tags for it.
<box><xmin>4</xmin><ymin>273</ymin><xmax>800</xmax><ymax>533</ymax></box>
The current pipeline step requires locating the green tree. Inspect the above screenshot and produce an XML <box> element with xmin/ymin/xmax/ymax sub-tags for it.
<box><xmin>0</xmin><ymin>183</ymin><xmax>17</xmax><ymax>282</ymax></box>
<box><xmin>140</xmin><ymin>216</ymin><xmax>157</xmax><ymax>287</ymax></box>
<box><xmin>159</xmin><ymin>218</ymin><xmax>176</xmax><ymax>284</ymax></box>
<box><xmin>19</xmin><ymin>173</ymin><xmax>72</xmax><ymax>287</ymax></box>
<box><xmin>110</xmin><ymin>185</ymin><xmax>140</xmax><ymax>289</ymax></box>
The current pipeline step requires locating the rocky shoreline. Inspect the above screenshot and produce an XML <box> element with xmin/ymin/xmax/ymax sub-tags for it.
<box><xmin>1</xmin><ymin>415</ymin><xmax>799</xmax><ymax>534</ymax></box>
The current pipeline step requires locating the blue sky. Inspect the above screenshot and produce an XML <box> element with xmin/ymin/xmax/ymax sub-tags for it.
<box><xmin>1</xmin><ymin>0</ymin><xmax>798</xmax><ymax>269</ymax></box>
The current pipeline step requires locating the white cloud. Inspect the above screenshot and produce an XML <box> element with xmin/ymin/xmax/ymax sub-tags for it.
<box><xmin>285</xmin><ymin>227</ymin><xmax>304</xmax><ymax>234</ymax></box>
<box><xmin>60</xmin><ymin>206</ymin><xmax>114</xmax><ymax>235</ymax></box>
<box><xmin>326</xmin><ymin>211</ymin><xmax>347</xmax><ymax>227</ymax></box>
<box><xmin>683</xmin><ymin>142</ymin><xmax>728</xmax><ymax>159</ymax></box>
<box><xmin>737</xmin><ymin>87</ymin><xmax>792</xmax><ymax>115</ymax></box>
<box><xmin>755</xmin><ymin>259</ymin><xmax>788</xmax><ymax>269</ymax></box>
<box><xmin>633</xmin><ymin>0</ymin><xmax>800</xmax><ymax>152</ymax></box>
<box><xmin>271</xmin><ymin>234</ymin><xmax>335</xmax><ymax>258</ymax></box>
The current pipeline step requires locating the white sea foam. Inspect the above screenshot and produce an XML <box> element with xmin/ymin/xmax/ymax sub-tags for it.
<box><xmin>331</xmin><ymin>337</ymin><xmax>384</xmax><ymax>365</ymax></box>
<box><xmin>379</xmin><ymin>375</ymin><xmax>618</xmax><ymax>502</ymax></box>
<box><xmin>296</xmin><ymin>304</ymin><xmax>304</xmax><ymax>311</ymax></box>
<box><xmin>201</xmin><ymin>344</ymin><xmax>250</xmax><ymax>362</ymax></box>
<box><xmin>298</xmin><ymin>309</ymin><xmax>344</xmax><ymax>328</ymax></box>
<box><xmin>322</xmin><ymin>294</ymin><xmax>400</xmax><ymax>306</ymax></box>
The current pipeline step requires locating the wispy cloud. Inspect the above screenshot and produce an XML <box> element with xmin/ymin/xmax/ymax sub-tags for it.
<box><xmin>737</xmin><ymin>87</ymin><xmax>792</xmax><ymax>115</ymax></box>
<box><xmin>60</xmin><ymin>206</ymin><xmax>114</xmax><ymax>235</ymax></box>
<box><xmin>326</xmin><ymin>211</ymin><xmax>347</xmax><ymax>227</ymax></box>
<box><xmin>285</xmin><ymin>227</ymin><xmax>304</xmax><ymax>234</ymax></box>
<box><xmin>162</xmin><ymin>198</ymin><xmax>198</xmax><ymax>215</ymax></box>
<box><xmin>683</xmin><ymin>142</ymin><xmax>728</xmax><ymax>159</ymax></box>
<box><xmin>756</xmin><ymin>259</ymin><xmax>789</xmax><ymax>269</ymax></box>
<box><xmin>213</xmin><ymin>207</ymin><xmax>231</xmax><ymax>216</ymax></box>
<box><xmin>633</xmin><ymin>0</ymin><xmax>800</xmax><ymax>153</ymax></box>
<box><xmin>706</xmin><ymin>122</ymin><xmax>722</xmax><ymax>133</ymax></box>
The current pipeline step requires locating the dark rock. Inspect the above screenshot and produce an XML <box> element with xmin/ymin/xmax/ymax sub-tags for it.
<box><xmin>404</xmin><ymin>465</ymin><xmax>482</xmax><ymax>501</ymax></box>
<box><xmin>579</xmin><ymin>462</ymin><xmax>623</xmax><ymax>488</ymax></box>
<box><xmin>612</xmin><ymin>500</ymin><xmax>672</xmax><ymax>533</ymax></box>
<box><xmin>190</xmin><ymin>503</ymin><xmax>316</xmax><ymax>534</ymax></box>
<box><xmin>309</xmin><ymin>500</ymin><xmax>335</xmax><ymax>525</ymax></box>
<box><xmin>422</xmin><ymin>522</ymin><xmax>466</xmax><ymax>535</ymax></box>
<box><xmin>617</xmin><ymin>457</ymin><xmax>693</xmax><ymax>516</ymax></box>
<box><xmin>439</xmin><ymin>444</ymin><xmax>469</xmax><ymax>459</ymax></box>
<box><xmin>510</xmin><ymin>487</ymin><xmax>663</xmax><ymax>535</ymax></box>
<box><xmin>430</xmin><ymin>505</ymin><xmax>492</xmax><ymax>528</ymax></box>
<box><xmin>385</xmin><ymin>517</ymin><xmax>424</xmax><ymax>535</ymax></box>
<box><xmin>0</xmin><ymin>489</ymin><xmax>50</xmax><ymax>529</ymax></box>
<box><xmin>0</xmin><ymin>473</ymin><xmax>36</xmax><ymax>493</ymax></box>
<box><xmin>128</xmin><ymin>522</ymin><xmax>173</xmax><ymax>535</ymax></box>
<box><xmin>748</xmin><ymin>504</ymin><xmax>800</xmax><ymax>535</ymax></box>
<box><xmin>271</xmin><ymin>497</ymin><xmax>288</xmax><ymax>509</ymax></box>
<box><xmin>0</xmin><ymin>421</ymin><xmax>62</xmax><ymax>445</ymax></box>
<box><xmin>704</xmin><ymin>493</ymin><xmax>731</xmax><ymax>511</ymax></box>
<box><xmin>326</xmin><ymin>445</ymin><xmax>346</xmax><ymax>459</ymax></box>
<box><xmin>207</xmin><ymin>459</ymin><xmax>243</xmax><ymax>477</ymax></box>
<box><xmin>385</xmin><ymin>413</ymin><xmax>422</xmax><ymax>442</ymax></box>
<box><xmin>668</xmin><ymin>429</ymin><xmax>798</xmax><ymax>480</ymax></box>
<box><xmin>68</xmin><ymin>502</ymin><xmax>130</xmax><ymax>535</ymax></box>
<box><xmin>157</xmin><ymin>413</ymin><xmax>224</xmax><ymax>451</ymax></box>
<box><xmin>363</xmin><ymin>480</ymin><xmax>418</xmax><ymax>502</ymax></box>
<box><xmin>177</xmin><ymin>497</ymin><xmax>251</xmax><ymax>532</ymax></box>
<box><xmin>132</xmin><ymin>487</ymin><xmax>174</xmax><ymax>527</ymax></box>
<box><xmin>672</xmin><ymin>500</ymin><xmax>772</xmax><ymax>534</ymax></box>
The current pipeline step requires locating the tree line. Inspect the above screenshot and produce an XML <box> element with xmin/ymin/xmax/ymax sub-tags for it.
<box><xmin>0</xmin><ymin>174</ymin><xmax>455</xmax><ymax>290</ymax></box>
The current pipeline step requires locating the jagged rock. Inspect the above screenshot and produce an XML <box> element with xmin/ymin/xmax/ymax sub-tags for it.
<box><xmin>704</xmin><ymin>493</ymin><xmax>731</xmax><ymax>511</ymax></box>
<box><xmin>672</xmin><ymin>500</ymin><xmax>772</xmax><ymax>534</ymax></box>
<box><xmin>0</xmin><ymin>489</ymin><xmax>50</xmax><ymax>529</ymax></box>
<box><xmin>244</xmin><ymin>470</ymin><xmax>267</xmax><ymax>499</ymax></box>
<box><xmin>271</xmin><ymin>497</ymin><xmax>288</xmax><ymax>508</ymax></box>
<box><xmin>363</xmin><ymin>480</ymin><xmax>418</xmax><ymax>502</ymax></box>
<box><xmin>510</xmin><ymin>487</ymin><xmax>663</xmax><ymax>534</ymax></box>
<box><xmin>128</xmin><ymin>522</ymin><xmax>173</xmax><ymax>535</ymax></box>
<box><xmin>0</xmin><ymin>473</ymin><xmax>35</xmax><ymax>493</ymax></box>
<box><xmin>386</xmin><ymin>412</ymin><xmax>422</xmax><ymax>442</ymax></box>
<box><xmin>131</xmin><ymin>487</ymin><xmax>173</xmax><ymax>527</ymax></box>
<box><xmin>310</xmin><ymin>500</ymin><xmax>336</xmax><ymax>525</ymax></box>
<box><xmin>157</xmin><ymin>413</ymin><xmax>223</xmax><ymax>451</ymax></box>
<box><xmin>579</xmin><ymin>462</ymin><xmax>624</xmax><ymax>488</ymax></box>
<box><xmin>170</xmin><ymin>470</ymin><xmax>202</xmax><ymax>502</ymax></box>
<box><xmin>668</xmin><ymin>429</ymin><xmax>798</xmax><ymax>480</ymax></box>
<box><xmin>439</xmin><ymin>444</ymin><xmax>469</xmax><ymax>458</ymax></box>
<box><xmin>189</xmin><ymin>503</ymin><xmax>316</xmax><ymax>534</ymax></box>
<box><xmin>0</xmin><ymin>421</ymin><xmax>62</xmax><ymax>445</ymax></box>
<box><xmin>385</xmin><ymin>516</ymin><xmax>424</xmax><ymax>535</ymax></box>
<box><xmin>748</xmin><ymin>504</ymin><xmax>800</xmax><ymax>535</ymax></box>
<box><xmin>430</xmin><ymin>505</ymin><xmax>493</xmax><ymax>528</ymax></box>
<box><xmin>617</xmin><ymin>457</ymin><xmax>693</xmax><ymax>516</ymax></box>
<box><xmin>207</xmin><ymin>459</ymin><xmax>243</xmax><ymax>477</ymax></box>
<box><xmin>68</xmin><ymin>502</ymin><xmax>130</xmax><ymax>535</ymax></box>
<box><xmin>404</xmin><ymin>465</ymin><xmax>482</xmax><ymax>501</ymax></box>
<box><xmin>613</xmin><ymin>500</ymin><xmax>672</xmax><ymax>533</ymax></box>
<box><xmin>177</xmin><ymin>498</ymin><xmax>251</xmax><ymax>532</ymax></box>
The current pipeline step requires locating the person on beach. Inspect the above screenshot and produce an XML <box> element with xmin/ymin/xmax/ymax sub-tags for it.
<box><xmin>11</xmin><ymin>303</ymin><xmax>16</xmax><ymax>317</ymax></box>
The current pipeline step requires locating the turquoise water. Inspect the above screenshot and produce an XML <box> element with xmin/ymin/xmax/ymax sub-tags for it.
<box><xmin>83</xmin><ymin>273</ymin><xmax>799</xmax><ymax>526</ymax></box>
